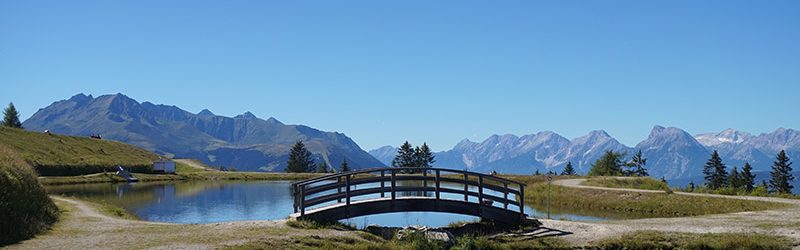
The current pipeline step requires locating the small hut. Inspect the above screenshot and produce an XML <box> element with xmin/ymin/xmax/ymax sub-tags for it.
<box><xmin>153</xmin><ymin>159</ymin><xmax>176</xmax><ymax>174</ymax></box>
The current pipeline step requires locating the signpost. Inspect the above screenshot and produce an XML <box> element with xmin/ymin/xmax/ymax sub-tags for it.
<box><xmin>546</xmin><ymin>173</ymin><xmax>553</xmax><ymax>219</ymax></box>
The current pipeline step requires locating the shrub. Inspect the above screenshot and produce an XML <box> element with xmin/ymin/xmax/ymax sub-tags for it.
<box><xmin>0</xmin><ymin>145</ymin><xmax>59</xmax><ymax>246</ymax></box>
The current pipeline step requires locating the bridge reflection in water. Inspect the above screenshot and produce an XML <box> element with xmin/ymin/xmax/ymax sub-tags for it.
<box><xmin>291</xmin><ymin>167</ymin><xmax>527</xmax><ymax>225</ymax></box>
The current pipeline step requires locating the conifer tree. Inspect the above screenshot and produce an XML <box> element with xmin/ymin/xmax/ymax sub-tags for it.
<box><xmin>741</xmin><ymin>162</ymin><xmax>756</xmax><ymax>192</ymax></box>
<box><xmin>286</xmin><ymin>140</ymin><xmax>314</xmax><ymax>173</ymax></box>
<box><xmin>340</xmin><ymin>159</ymin><xmax>350</xmax><ymax>173</ymax></box>
<box><xmin>416</xmin><ymin>143</ymin><xmax>435</xmax><ymax>168</ymax></box>
<box><xmin>2</xmin><ymin>102</ymin><xmax>22</xmax><ymax>128</ymax></box>
<box><xmin>769</xmin><ymin>150</ymin><xmax>795</xmax><ymax>194</ymax></box>
<box><xmin>561</xmin><ymin>161</ymin><xmax>576</xmax><ymax>176</ymax></box>
<box><xmin>702</xmin><ymin>150</ymin><xmax>728</xmax><ymax>189</ymax></box>
<box><xmin>688</xmin><ymin>181</ymin><xmax>695</xmax><ymax>192</ymax></box>
<box><xmin>392</xmin><ymin>141</ymin><xmax>416</xmax><ymax>173</ymax></box>
<box><xmin>729</xmin><ymin>166</ymin><xmax>742</xmax><ymax>190</ymax></box>
<box><xmin>315</xmin><ymin>162</ymin><xmax>329</xmax><ymax>173</ymax></box>
<box><xmin>588</xmin><ymin>151</ymin><xmax>625</xmax><ymax>176</ymax></box>
<box><xmin>627</xmin><ymin>150</ymin><xmax>648</xmax><ymax>177</ymax></box>
<box><xmin>534</xmin><ymin>169</ymin><xmax>541</xmax><ymax>176</ymax></box>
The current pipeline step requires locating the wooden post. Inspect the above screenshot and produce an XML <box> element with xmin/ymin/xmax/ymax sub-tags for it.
<box><xmin>463</xmin><ymin>172</ymin><xmax>468</xmax><ymax>201</ymax></box>
<box><xmin>300</xmin><ymin>185</ymin><xmax>306</xmax><ymax>216</ymax></box>
<box><xmin>478</xmin><ymin>175</ymin><xmax>484</xmax><ymax>216</ymax></box>
<box><xmin>423</xmin><ymin>170</ymin><xmax>427</xmax><ymax>190</ymax></box>
<box><xmin>380</xmin><ymin>170</ymin><xmax>385</xmax><ymax>198</ymax></box>
<box><xmin>435</xmin><ymin>169</ymin><xmax>440</xmax><ymax>200</ymax></box>
<box><xmin>503</xmin><ymin>182</ymin><xmax>509</xmax><ymax>209</ymax></box>
<box><xmin>292</xmin><ymin>183</ymin><xmax>297</xmax><ymax>213</ymax></box>
<box><xmin>391</xmin><ymin>170</ymin><xmax>396</xmax><ymax>200</ymax></box>
<box><xmin>345</xmin><ymin>174</ymin><xmax>351</xmax><ymax>206</ymax></box>
<box><xmin>337</xmin><ymin>176</ymin><xmax>342</xmax><ymax>203</ymax></box>
<box><xmin>519</xmin><ymin>183</ymin><xmax>525</xmax><ymax>219</ymax></box>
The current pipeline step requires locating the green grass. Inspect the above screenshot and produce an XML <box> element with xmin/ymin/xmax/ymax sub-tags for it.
<box><xmin>286</xmin><ymin>219</ymin><xmax>355</xmax><ymax>230</ymax></box>
<box><xmin>0</xmin><ymin>127</ymin><xmax>159</xmax><ymax>176</ymax></box>
<box><xmin>507</xmin><ymin>175</ymin><xmax>789</xmax><ymax>218</ymax></box>
<box><xmin>0</xmin><ymin>144</ymin><xmax>59</xmax><ymax>246</ymax></box>
<box><xmin>583</xmin><ymin>177</ymin><xmax>671</xmax><ymax>191</ymax></box>
<box><xmin>596</xmin><ymin>230</ymin><xmax>793</xmax><ymax>250</ymax></box>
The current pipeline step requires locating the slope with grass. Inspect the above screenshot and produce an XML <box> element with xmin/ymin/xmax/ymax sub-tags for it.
<box><xmin>0</xmin><ymin>145</ymin><xmax>59</xmax><ymax>246</ymax></box>
<box><xmin>0</xmin><ymin>127</ymin><xmax>159</xmax><ymax>176</ymax></box>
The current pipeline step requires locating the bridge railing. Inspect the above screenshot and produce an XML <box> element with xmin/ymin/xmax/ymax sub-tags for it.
<box><xmin>292</xmin><ymin>167</ymin><xmax>526</xmax><ymax>219</ymax></box>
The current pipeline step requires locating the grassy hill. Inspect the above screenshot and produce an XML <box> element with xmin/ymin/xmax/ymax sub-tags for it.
<box><xmin>0</xmin><ymin>127</ymin><xmax>159</xmax><ymax>176</ymax></box>
<box><xmin>0</xmin><ymin>144</ymin><xmax>59</xmax><ymax>245</ymax></box>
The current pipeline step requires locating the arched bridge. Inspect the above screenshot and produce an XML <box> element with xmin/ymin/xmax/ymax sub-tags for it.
<box><xmin>290</xmin><ymin>167</ymin><xmax>527</xmax><ymax>225</ymax></box>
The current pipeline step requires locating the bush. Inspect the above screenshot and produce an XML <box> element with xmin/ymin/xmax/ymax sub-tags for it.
<box><xmin>0</xmin><ymin>145</ymin><xmax>59</xmax><ymax>246</ymax></box>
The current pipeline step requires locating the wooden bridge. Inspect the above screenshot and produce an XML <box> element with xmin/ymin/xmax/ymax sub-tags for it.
<box><xmin>290</xmin><ymin>167</ymin><xmax>527</xmax><ymax>225</ymax></box>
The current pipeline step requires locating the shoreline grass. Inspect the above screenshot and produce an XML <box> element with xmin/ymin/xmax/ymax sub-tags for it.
<box><xmin>583</xmin><ymin>176</ymin><xmax>671</xmax><ymax>191</ymax></box>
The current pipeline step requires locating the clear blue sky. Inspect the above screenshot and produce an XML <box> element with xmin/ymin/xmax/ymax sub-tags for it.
<box><xmin>1</xmin><ymin>1</ymin><xmax>798</xmax><ymax>151</ymax></box>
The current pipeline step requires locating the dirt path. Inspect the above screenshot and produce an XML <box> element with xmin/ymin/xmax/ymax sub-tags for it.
<box><xmin>7</xmin><ymin>196</ymin><xmax>358</xmax><ymax>249</ymax></box>
<box><xmin>538</xmin><ymin>178</ymin><xmax>800</xmax><ymax>247</ymax></box>
<box><xmin>174</xmin><ymin>159</ymin><xmax>217</xmax><ymax>171</ymax></box>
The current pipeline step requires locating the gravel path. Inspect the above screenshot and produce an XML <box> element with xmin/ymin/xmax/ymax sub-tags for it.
<box><xmin>7</xmin><ymin>196</ymin><xmax>358</xmax><ymax>249</ymax></box>
<box><xmin>538</xmin><ymin>178</ymin><xmax>800</xmax><ymax>247</ymax></box>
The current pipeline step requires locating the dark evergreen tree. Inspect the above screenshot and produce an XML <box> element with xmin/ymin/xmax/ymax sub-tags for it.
<box><xmin>588</xmin><ymin>151</ymin><xmax>625</xmax><ymax>176</ymax></box>
<box><xmin>741</xmin><ymin>162</ymin><xmax>756</xmax><ymax>192</ymax></box>
<box><xmin>416</xmin><ymin>143</ymin><xmax>435</xmax><ymax>168</ymax></box>
<box><xmin>729</xmin><ymin>166</ymin><xmax>742</xmax><ymax>190</ymax></box>
<box><xmin>315</xmin><ymin>162</ymin><xmax>329</xmax><ymax>173</ymax></box>
<box><xmin>340</xmin><ymin>159</ymin><xmax>350</xmax><ymax>173</ymax></box>
<box><xmin>534</xmin><ymin>169</ymin><xmax>541</xmax><ymax>176</ymax></box>
<box><xmin>392</xmin><ymin>141</ymin><xmax>417</xmax><ymax>173</ymax></box>
<box><xmin>769</xmin><ymin>150</ymin><xmax>795</xmax><ymax>194</ymax></box>
<box><xmin>627</xmin><ymin>150</ymin><xmax>648</xmax><ymax>176</ymax></box>
<box><xmin>688</xmin><ymin>181</ymin><xmax>695</xmax><ymax>192</ymax></box>
<box><xmin>702</xmin><ymin>150</ymin><xmax>728</xmax><ymax>189</ymax></box>
<box><xmin>286</xmin><ymin>140</ymin><xmax>314</xmax><ymax>173</ymax></box>
<box><xmin>660</xmin><ymin>176</ymin><xmax>667</xmax><ymax>184</ymax></box>
<box><xmin>561</xmin><ymin>161</ymin><xmax>576</xmax><ymax>176</ymax></box>
<box><xmin>2</xmin><ymin>102</ymin><xmax>22</xmax><ymax>128</ymax></box>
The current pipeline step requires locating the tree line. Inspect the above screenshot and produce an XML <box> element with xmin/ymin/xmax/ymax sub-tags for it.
<box><xmin>284</xmin><ymin>140</ymin><xmax>349</xmax><ymax>173</ymax></box>
<box><xmin>391</xmin><ymin>141</ymin><xmax>435</xmax><ymax>173</ymax></box>
<box><xmin>700</xmin><ymin>149</ymin><xmax>794</xmax><ymax>194</ymax></box>
<box><xmin>585</xmin><ymin>150</ymin><xmax>650</xmax><ymax>177</ymax></box>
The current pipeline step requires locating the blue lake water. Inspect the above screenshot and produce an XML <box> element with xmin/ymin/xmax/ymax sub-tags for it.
<box><xmin>47</xmin><ymin>180</ymin><xmax>611</xmax><ymax>228</ymax></box>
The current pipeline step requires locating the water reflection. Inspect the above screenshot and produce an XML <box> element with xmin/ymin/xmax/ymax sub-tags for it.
<box><xmin>47</xmin><ymin>180</ymin><xmax>613</xmax><ymax>227</ymax></box>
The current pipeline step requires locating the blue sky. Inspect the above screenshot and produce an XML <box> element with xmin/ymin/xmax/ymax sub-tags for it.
<box><xmin>1</xmin><ymin>1</ymin><xmax>798</xmax><ymax>151</ymax></box>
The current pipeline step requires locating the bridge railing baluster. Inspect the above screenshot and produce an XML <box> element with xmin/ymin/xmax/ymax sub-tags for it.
<box><xmin>345</xmin><ymin>174</ymin><xmax>351</xmax><ymax>206</ymax></box>
<box><xmin>391</xmin><ymin>170</ymin><xmax>396</xmax><ymax>200</ymax></box>
<box><xmin>380</xmin><ymin>170</ymin><xmax>385</xmax><ymax>198</ymax></box>
<box><xmin>300</xmin><ymin>184</ymin><xmax>306</xmax><ymax>216</ymax></box>
<box><xmin>435</xmin><ymin>169</ymin><xmax>440</xmax><ymax>200</ymax></box>
<box><xmin>463</xmin><ymin>172</ymin><xmax>468</xmax><ymax>201</ymax></box>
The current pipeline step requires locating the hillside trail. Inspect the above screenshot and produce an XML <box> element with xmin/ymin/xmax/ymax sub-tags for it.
<box><xmin>538</xmin><ymin>178</ymin><xmax>800</xmax><ymax>247</ymax></box>
<box><xmin>173</xmin><ymin>159</ymin><xmax>217</xmax><ymax>171</ymax></box>
<box><xmin>7</xmin><ymin>196</ymin><xmax>358</xmax><ymax>249</ymax></box>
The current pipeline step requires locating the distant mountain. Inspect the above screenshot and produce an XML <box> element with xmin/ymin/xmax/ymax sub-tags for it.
<box><xmin>368</xmin><ymin>145</ymin><xmax>397</xmax><ymax>166</ymax></box>
<box><xmin>694</xmin><ymin>128</ymin><xmax>800</xmax><ymax>173</ymax></box>
<box><xmin>433</xmin><ymin>130</ymin><xmax>630</xmax><ymax>175</ymax></box>
<box><xmin>433</xmin><ymin>126</ymin><xmax>799</xmax><ymax>180</ymax></box>
<box><xmin>23</xmin><ymin>93</ymin><xmax>385</xmax><ymax>172</ymax></box>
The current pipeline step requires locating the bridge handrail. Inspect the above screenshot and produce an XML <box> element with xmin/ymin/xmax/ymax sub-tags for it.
<box><xmin>292</xmin><ymin>167</ymin><xmax>526</xmax><ymax>220</ymax></box>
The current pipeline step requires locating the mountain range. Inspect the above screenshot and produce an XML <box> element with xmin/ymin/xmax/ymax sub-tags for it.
<box><xmin>23</xmin><ymin>93</ymin><xmax>385</xmax><ymax>172</ymax></box>
<box><xmin>370</xmin><ymin>126</ymin><xmax>799</xmax><ymax>180</ymax></box>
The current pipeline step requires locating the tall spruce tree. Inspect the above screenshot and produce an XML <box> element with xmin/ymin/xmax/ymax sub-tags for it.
<box><xmin>561</xmin><ymin>161</ymin><xmax>576</xmax><ymax>176</ymax></box>
<box><xmin>2</xmin><ymin>102</ymin><xmax>22</xmax><ymax>128</ymax></box>
<box><xmin>416</xmin><ymin>143</ymin><xmax>435</xmax><ymax>168</ymax></box>
<box><xmin>729</xmin><ymin>166</ymin><xmax>742</xmax><ymax>190</ymax></box>
<box><xmin>340</xmin><ymin>159</ymin><xmax>350</xmax><ymax>173</ymax></box>
<box><xmin>392</xmin><ymin>141</ymin><xmax>417</xmax><ymax>173</ymax></box>
<box><xmin>702</xmin><ymin>150</ymin><xmax>728</xmax><ymax>189</ymax></box>
<box><xmin>769</xmin><ymin>150</ymin><xmax>795</xmax><ymax>194</ymax></box>
<box><xmin>286</xmin><ymin>140</ymin><xmax>314</xmax><ymax>173</ymax></box>
<box><xmin>588</xmin><ymin>151</ymin><xmax>625</xmax><ymax>176</ymax></box>
<box><xmin>627</xmin><ymin>150</ymin><xmax>648</xmax><ymax>177</ymax></box>
<box><xmin>741</xmin><ymin>162</ymin><xmax>756</xmax><ymax>192</ymax></box>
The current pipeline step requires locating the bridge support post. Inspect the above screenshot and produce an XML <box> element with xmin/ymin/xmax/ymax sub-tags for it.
<box><xmin>300</xmin><ymin>185</ymin><xmax>306</xmax><ymax>216</ymax></box>
<box><xmin>337</xmin><ymin>176</ymin><xmax>342</xmax><ymax>203</ymax></box>
<box><xmin>463</xmin><ymin>173</ymin><xmax>468</xmax><ymax>201</ymax></box>
<box><xmin>380</xmin><ymin>170</ymin><xmax>385</xmax><ymax>198</ymax></box>
<box><xmin>345</xmin><ymin>174</ymin><xmax>351</xmax><ymax>217</ymax></box>
<box><xmin>478</xmin><ymin>175</ymin><xmax>483</xmax><ymax>217</ymax></box>
<box><xmin>519</xmin><ymin>183</ymin><xmax>525</xmax><ymax>219</ymax></box>
<box><xmin>503</xmin><ymin>183</ymin><xmax>509</xmax><ymax>210</ymax></box>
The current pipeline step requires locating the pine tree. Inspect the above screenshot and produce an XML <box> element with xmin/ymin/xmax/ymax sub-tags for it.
<box><xmin>688</xmin><ymin>181</ymin><xmax>695</xmax><ymax>192</ymax></box>
<box><xmin>561</xmin><ymin>161</ymin><xmax>576</xmax><ymax>176</ymax></box>
<box><xmin>729</xmin><ymin>166</ymin><xmax>742</xmax><ymax>190</ymax></box>
<box><xmin>315</xmin><ymin>162</ymin><xmax>329</xmax><ymax>173</ymax></box>
<box><xmin>769</xmin><ymin>150</ymin><xmax>795</xmax><ymax>194</ymax></box>
<box><xmin>286</xmin><ymin>140</ymin><xmax>314</xmax><ymax>173</ymax></box>
<box><xmin>588</xmin><ymin>151</ymin><xmax>625</xmax><ymax>176</ymax></box>
<box><xmin>702</xmin><ymin>150</ymin><xmax>728</xmax><ymax>189</ymax></box>
<box><xmin>627</xmin><ymin>150</ymin><xmax>648</xmax><ymax>177</ymax></box>
<box><xmin>416</xmin><ymin>143</ymin><xmax>435</xmax><ymax>168</ymax></box>
<box><xmin>534</xmin><ymin>169</ymin><xmax>541</xmax><ymax>176</ymax></box>
<box><xmin>392</xmin><ymin>141</ymin><xmax>417</xmax><ymax>173</ymax></box>
<box><xmin>741</xmin><ymin>162</ymin><xmax>756</xmax><ymax>192</ymax></box>
<box><xmin>340</xmin><ymin>159</ymin><xmax>350</xmax><ymax>173</ymax></box>
<box><xmin>2</xmin><ymin>102</ymin><xmax>23</xmax><ymax>128</ymax></box>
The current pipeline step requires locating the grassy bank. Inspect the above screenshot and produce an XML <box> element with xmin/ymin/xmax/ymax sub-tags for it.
<box><xmin>39</xmin><ymin>171</ymin><xmax>328</xmax><ymax>185</ymax></box>
<box><xmin>596</xmin><ymin>230</ymin><xmax>793</xmax><ymax>250</ymax></box>
<box><xmin>0</xmin><ymin>145</ymin><xmax>59</xmax><ymax>246</ymax></box>
<box><xmin>0</xmin><ymin>127</ymin><xmax>158</xmax><ymax>176</ymax></box>
<box><xmin>508</xmin><ymin>175</ymin><xmax>789</xmax><ymax>218</ymax></box>
<box><xmin>583</xmin><ymin>177</ymin><xmax>670</xmax><ymax>191</ymax></box>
